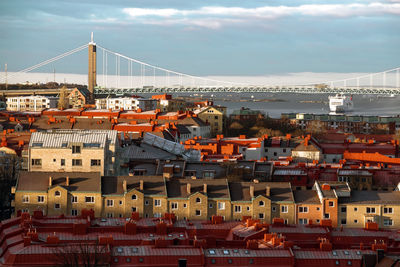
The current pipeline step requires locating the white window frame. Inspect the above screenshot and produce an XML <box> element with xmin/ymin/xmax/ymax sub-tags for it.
<box><xmin>55</xmin><ymin>191</ymin><xmax>61</xmax><ymax>197</ymax></box>
<box><xmin>183</xmin><ymin>203</ymin><xmax>187</xmax><ymax>208</ymax></box>
<box><xmin>383</xmin><ymin>207</ymin><xmax>393</xmax><ymax>214</ymax></box>
<box><xmin>154</xmin><ymin>199</ymin><xmax>161</xmax><ymax>207</ymax></box>
<box><xmin>281</xmin><ymin>205</ymin><xmax>288</xmax><ymax>213</ymax></box>
<box><xmin>328</xmin><ymin>201</ymin><xmax>335</xmax><ymax>207</ymax></box>
<box><xmin>85</xmin><ymin>196</ymin><xmax>95</xmax><ymax>203</ymax></box>
<box><xmin>71</xmin><ymin>196</ymin><xmax>78</xmax><ymax>203</ymax></box>
<box><xmin>299</xmin><ymin>218</ymin><xmax>308</xmax><ymax>224</ymax></box>
<box><xmin>383</xmin><ymin>219</ymin><xmax>393</xmax><ymax>226</ymax></box>
<box><xmin>234</xmin><ymin>205</ymin><xmax>242</xmax><ymax>213</ymax></box>
<box><xmin>299</xmin><ymin>206</ymin><xmax>308</xmax><ymax>213</ymax></box>
<box><xmin>171</xmin><ymin>202</ymin><xmax>178</xmax><ymax>210</ymax></box>
<box><xmin>71</xmin><ymin>209</ymin><xmax>78</xmax><ymax>216</ymax></box>
<box><xmin>209</xmin><ymin>203</ymin><xmax>213</xmax><ymax>208</ymax></box>
<box><xmin>22</xmin><ymin>195</ymin><xmax>30</xmax><ymax>203</ymax></box>
<box><xmin>54</xmin><ymin>203</ymin><xmax>61</xmax><ymax>209</ymax></box>
<box><xmin>195</xmin><ymin>197</ymin><xmax>201</xmax><ymax>203</ymax></box>
<box><xmin>259</xmin><ymin>213</ymin><xmax>264</xmax><ymax>219</ymax></box>
<box><xmin>195</xmin><ymin>210</ymin><xmax>201</xmax><ymax>216</ymax></box>
<box><xmin>259</xmin><ymin>200</ymin><xmax>265</xmax><ymax>207</ymax></box>
<box><xmin>145</xmin><ymin>200</ymin><xmax>149</xmax><ymax>206</ymax></box>
<box><xmin>37</xmin><ymin>195</ymin><xmax>45</xmax><ymax>203</ymax></box>
<box><xmin>107</xmin><ymin>199</ymin><xmax>114</xmax><ymax>207</ymax></box>
<box><xmin>132</xmin><ymin>194</ymin><xmax>137</xmax><ymax>200</ymax></box>
<box><xmin>366</xmin><ymin>207</ymin><xmax>376</xmax><ymax>214</ymax></box>
<box><xmin>218</xmin><ymin>202</ymin><xmax>225</xmax><ymax>210</ymax></box>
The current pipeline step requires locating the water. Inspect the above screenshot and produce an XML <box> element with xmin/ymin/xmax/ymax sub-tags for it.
<box><xmin>144</xmin><ymin>92</ymin><xmax>400</xmax><ymax>118</ymax></box>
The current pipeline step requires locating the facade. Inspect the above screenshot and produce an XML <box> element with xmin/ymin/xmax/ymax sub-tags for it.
<box><xmin>95</xmin><ymin>97</ymin><xmax>157</xmax><ymax>111</ymax></box>
<box><xmin>28</xmin><ymin>130</ymin><xmax>119</xmax><ymax>176</ymax></box>
<box><xmin>67</xmin><ymin>87</ymin><xmax>89</xmax><ymax>108</ymax></box>
<box><xmin>230</xmin><ymin>107</ymin><xmax>265</xmax><ymax>121</ymax></box>
<box><xmin>193</xmin><ymin>106</ymin><xmax>224</xmax><ymax>136</ymax></box>
<box><xmin>6</xmin><ymin>95</ymin><xmax>56</xmax><ymax>112</ymax></box>
<box><xmin>264</xmin><ymin>135</ymin><xmax>302</xmax><ymax>161</ymax></box>
<box><xmin>291</xmin><ymin>137</ymin><xmax>322</xmax><ymax>162</ymax></box>
<box><xmin>152</xmin><ymin>94</ymin><xmax>188</xmax><ymax>112</ymax></box>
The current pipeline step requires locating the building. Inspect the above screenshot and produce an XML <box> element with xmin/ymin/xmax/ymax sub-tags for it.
<box><xmin>95</xmin><ymin>97</ymin><xmax>157</xmax><ymax>111</ymax></box>
<box><xmin>67</xmin><ymin>87</ymin><xmax>90</xmax><ymax>108</ymax></box>
<box><xmin>28</xmin><ymin>130</ymin><xmax>119</xmax><ymax>176</ymax></box>
<box><xmin>6</xmin><ymin>95</ymin><xmax>57</xmax><ymax>112</ymax></box>
<box><xmin>291</xmin><ymin>137</ymin><xmax>322</xmax><ymax>162</ymax></box>
<box><xmin>151</xmin><ymin>94</ymin><xmax>188</xmax><ymax>112</ymax></box>
<box><xmin>230</xmin><ymin>107</ymin><xmax>265</xmax><ymax>121</ymax></box>
<box><xmin>264</xmin><ymin>135</ymin><xmax>302</xmax><ymax>161</ymax></box>
<box><xmin>193</xmin><ymin>106</ymin><xmax>224</xmax><ymax>136</ymax></box>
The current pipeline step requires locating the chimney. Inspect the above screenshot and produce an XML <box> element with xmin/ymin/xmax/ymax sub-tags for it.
<box><xmin>66</xmin><ymin>176</ymin><xmax>70</xmax><ymax>186</ymax></box>
<box><xmin>139</xmin><ymin>180</ymin><xmax>144</xmax><ymax>191</ymax></box>
<box><xmin>203</xmin><ymin>184</ymin><xmax>207</xmax><ymax>193</ymax></box>
<box><xmin>250</xmin><ymin>185</ymin><xmax>254</xmax><ymax>198</ymax></box>
<box><xmin>266</xmin><ymin>186</ymin><xmax>271</xmax><ymax>197</ymax></box>
<box><xmin>187</xmin><ymin>183</ymin><xmax>191</xmax><ymax>194</ymax></box>
<box><xmin>49</xmin><ymin>176</ymin><xmax>53</xmax><ymax>187</ymax></box>
<box><xmin>123</xmin><ymin>180</ymin><xmax>127</xmax><ymax>193</ymax></box>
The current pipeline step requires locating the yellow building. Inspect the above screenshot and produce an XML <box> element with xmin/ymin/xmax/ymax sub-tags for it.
<box><xmin>28</xmin><ymin>130</ymin><xmax>119</xmax><ymax>176</ymax></box>
<box><xmin>193</xmin><ymin>106</ymin><xmax>224</xmax><ymax>136</ymax></box>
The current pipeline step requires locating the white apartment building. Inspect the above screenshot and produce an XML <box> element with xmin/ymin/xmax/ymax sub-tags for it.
<box><xmin>6</xmin><ymin>96</ymin><xmax>57</xmax><ymax>112</ymax></box>
<box><xmin>95</xmin><ymin>97</ymin><xmax>157</xmax><ymax>111</ymax></box>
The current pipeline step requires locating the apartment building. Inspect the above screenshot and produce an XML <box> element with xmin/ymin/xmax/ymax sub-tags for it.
<box><xmin>67</xmin><ymin>87</ymin><xmax>90</xmax><ymax>108</ymax></box>
<box><xmin>6</xmin><ymin>95</ymin><xmax>57</xmax><ymax>112</ymax></box>
<box><xmin>193</xmin><ymin>106</ymin><xmax>224</xmax><ymax>136</ymax></box>
<box><xmin>28</xmin><ymin>130</ymin><xmax>119</xmax><ymax>176</ymax></box>
<box><xmin>95</xmin><ymin>97</ymin><xmax>157</xmax><ymax>111</ymax></box>
<box><xmin>152</xmin><ymin>94</ymin><xmax>188</xmax><ymax>112</ymax></box>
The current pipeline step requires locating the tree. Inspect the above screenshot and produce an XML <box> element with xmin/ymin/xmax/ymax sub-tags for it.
<box><xmin>50</xmin><ymin>240</ymin><xmax>110</xmax><ymax>267</ymax></box>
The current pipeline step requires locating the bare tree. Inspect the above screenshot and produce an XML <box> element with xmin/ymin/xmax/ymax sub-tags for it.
<box><xmin>50</xmin><ymin>240</ymin><xmax>110</xmax><ymax>267</ymax></box>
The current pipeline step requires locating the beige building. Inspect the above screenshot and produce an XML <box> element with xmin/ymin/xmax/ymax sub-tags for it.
<box><xmin>193</xmin><ymin>106</ymin><xmax>224</xmax><ymax>136</ymax></box>
<box><xmin>14</xmin><ymin>172</ymin><xmax>102</xmax><ymax>217</ymax></box>
<box><xmin>6</xmin><ymin>95</ymin><xmax>57</xmax><ymax>112</ymax></box>
<box><xmin>28</xmin><ymin>130</ymin><xmax>119</xmax><ymax>176</ymax></box>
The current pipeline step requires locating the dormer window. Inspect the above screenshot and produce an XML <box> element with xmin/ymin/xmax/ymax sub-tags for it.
<box><xmin>55</xmin><ymin>191</ymin><xmax>61</xmax><ymax>197</ymax></box>
<box><xmin>132</xmin><ymin>195</ymin><xmax>137</xmax><ymax>200</ymax></box>
<box><xmin>196</xmin><ymin>197</ymin><xmax>201</xmax><ymax>203</ymax></box>
<box><xmin>72</xmin><ymin>145</ymin><xmax>81</xmax><ymax>154</ymax></box>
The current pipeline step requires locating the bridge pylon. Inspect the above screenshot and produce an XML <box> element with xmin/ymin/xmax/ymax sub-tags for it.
<box><xmin>88</xmin><ymin>32</ymin><xmax>96</xmax><ymax>101</ymax></box>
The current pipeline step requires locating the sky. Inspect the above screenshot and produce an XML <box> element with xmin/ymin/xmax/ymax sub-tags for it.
<box><xmin>0</xmin><ymin>0</ymin><xmax>399</xmax><ymax>78</ymax></box>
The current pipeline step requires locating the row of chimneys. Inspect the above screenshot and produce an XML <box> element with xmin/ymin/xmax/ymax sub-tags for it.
<box><xmin>186</xmin><ymin>183</ymin><xmax>207</xmax><ymax>195</ymax></box>
<box><xmin>49</xmin><ymin>176</ymin><xmax>70</xmax><ymax>187</ymax></box>
<box><xmin>122</xmin><ymin>179</ymin><xmax>144</xmax><ymax>193</ymax></box>
<box><xmin>250</xmin><ymin>185</ymin><xmax>270</xmax><ymax>198</ymax></box>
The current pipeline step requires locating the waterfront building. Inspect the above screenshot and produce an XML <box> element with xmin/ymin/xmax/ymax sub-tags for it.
<box><xmin>95</xmin><ymin>97</ymin><xmax>157</xmax><ymax>111</ymax></box>
<box><xmin>6</xmin><ymin>95</ymin><xmax>57</xmax><ymax>112</ymax></box>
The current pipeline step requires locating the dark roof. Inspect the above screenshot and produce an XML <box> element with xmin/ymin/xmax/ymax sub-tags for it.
<box><xmin>176</xmin><ymin>124</ymin><xmax>191</xmax><ymax>135</ymax></box>
<box><xmin>167</xmin><ymin>179</ymin><xmax>230</xmax><ymax>199</ymax></box>
<box><xmin>229</xmin><ymin>182</ymin><xmax>294</xmax><ymax>202</ymax></box>
<box><xmin>102</xmin><ymin>176</ymin><xmax>166</xmax><ymax>196</ymax></box>
<box><xmin>294</xmin><ymin>190</ymin><xmax>320</xmax><ymax>204</ymax></box>
<box><xmin>17</xmin><ymin>172</ymin><xmax>101</xmax><ymax>192</ymax></box>
<box><xmin>340</xmin><ymin>190</ymin><xmax>400</xmax><ymax>204</ymax></box>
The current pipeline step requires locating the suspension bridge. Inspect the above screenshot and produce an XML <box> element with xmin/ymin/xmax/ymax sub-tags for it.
<box><xmin>1</xmin><ymin>34</ymin><xmax>400</xmax><ymax>96</ymax></box>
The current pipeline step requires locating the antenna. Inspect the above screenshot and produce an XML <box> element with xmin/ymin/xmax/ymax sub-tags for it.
<box><xmin>5</xmin><ymin>63</ymin><xmax>7</xmax><ymax>90</ymax></box>
<box><xmin>91</xmin><ymin>32</ymin><xmax>93</xmax><ymax>43</ymax></box>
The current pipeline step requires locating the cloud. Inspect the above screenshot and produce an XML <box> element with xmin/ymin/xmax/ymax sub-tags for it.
<box><xmin>122</xmin><ymin>2</ymin><xmax>400</xmax><ymax>28</ymax></box>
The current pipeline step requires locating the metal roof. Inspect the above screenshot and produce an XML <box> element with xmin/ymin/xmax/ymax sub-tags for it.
<box><xmin>274</xmin><ymin>169</ymin><xmax>307</xmax><ymax>176</ymax></box>
<box><xmin>205</xmin><ymin>248</ymin><xmax>292</xmax><ymax>258</ymax></box>
<box><xmin>113</xmin><ymin>246</ymin><xmax>202</xmax><ymax>257</ymax></box>
<box><xmin>29</xmin><ymin>130</ymin><xmax>117</xmax><ymax>148</ymax></box>
<box><xmin>294</xmin><ymin>249</ymin><xmax>373</xmax><ymax>260</ymax></box>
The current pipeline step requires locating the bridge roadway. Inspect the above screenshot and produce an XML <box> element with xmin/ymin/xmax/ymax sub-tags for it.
<box><xmin>1</xmin><ymin>86</ymin><xmax>399</xmax><ymax>97</ymax></box>
<box><xmin>95</xmin><ymin>86</ymin><xmax>400</xmax><ymax>95</ymax></box>
<box><xmin>0</xmin><ymin>88</ymin><xmax>72</xmax><ymax>96</ymax></box>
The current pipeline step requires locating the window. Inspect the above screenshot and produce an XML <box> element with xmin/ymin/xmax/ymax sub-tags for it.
<box><xmin>154</xmin><ymin>213</ymin><xmax>162</xmax><ymax>218</ymax></box>
<box><xmin>203</xmin><ymin>171</ymin><xmax>215</xmax><ymax>178</ymax></box>
<box><xmin>299</xmin><ymin>218</ymin><xmax>308</xmax><ymax>224</ymax></box>
<box><xmin>335</xmin><ymin>260</ymin><xmax>340</xmax><ymax>265</ymax></box>
<box><xmin>227</xmin><ymin>259</ymin><xmax>233</xmax><ymax>264</ymax></box>
<box><xmin>54</xmin><ymin>203</ymin><xmax>60</xmax><ymax>209</ymax></box>
<box><xmin>154</xmin><ymin>199</ymin><xmax>161</xmax><ymax>207</ymax></box>
<box><xmin>259</xmin><ymin>213</ymin><xmax>264</xmax><ymax>219</ymax></box>
<box><xmin>183</xmin><ymin>203</ymin><xmax>187</xmax><ymax>208</ymax></box>
<box><xmin>341</xmin><ymin>219</ymin><xmax>347</xmax><ymax>225</ymax></box>
<box><xmin>341</xmin><ymin>207</ymin><xmax>347</xmax><ymax>213</ymax></box>
<box><xmin>347</xmin><ymin>261</ymin><xmax>352</xmax><ymax>266</ymax></box>
<box><xmin>131</xmin><ymin>207</ymin><xmax>137</xmax><ymax>212</ymax></box>
<box><xmin>324</xmin><ymin>213</ymin><xmax>330</xmax><ymax>219</ymax></box>
<box><xmin>91</xmin><ymin>159</ymin><xmax>101</xmax><ymax>166</ymax></box>
<box><xmin>119</xmin><ymin>200</ymin><xmax>123</xmax><ymax>205</ymax></box>
<box><xmin>61</xmin><ymin>159</ymin><xmax>65</xmax><ymax>166</ymax></box>
<box><xmin>383</xmin><ymin>207</ymin><xmax>393</xmax><ymax>214</ymax></box>
<box><xmin>72</xmin><ymin>159</ymin><xmax>82</xmax><ymax>166</ymax></box>
<box><xmin>211</xmin><ymin>259</ymin><xmax>216</xmax><ymax>264</ymax></box>
<box><xmin>316</xmin><ymin>207</ymin><xmax>320</xmax><ymax>211</ymax></box>
<box><xmin>383</xmin><ymin>219</ymin><xmax>393</xmax><ymax>226</ymax></box>
<box><xmin>37</xmin><ymin>196</ymin><xmax>44</xmax><ymax>203</ymax></box>
<box><xmin>71</xmin><ymin>196</ymin><xmax>77</xmax><ymax>203</ymax></box>
<box><xmin>145</xmin><ymin>200</ymin><xmax>149</xmax><ymax>205</ymax></box>
<box><xmin>22</xmin><ymin>195</ymin><xmax>29</xmax><ymax>203</ymax></box>
<box><xmin>234</xmin><ymin>205</ymin><xmax>242</xmax><ymax>213</ymax></box>
<box><xmin>354</xmin><ymin>207</ymin><xmax>358</xmax><ymax>212</ymax></box>
<box><xmin>328</xmin><ymin>201</ymin><xmax>334</xmax><ymax>207</ymax></box>
<box><xmin>85</xmin><ymin>196</ymin><xmax>95</xmax><ymax>203</ymax></box>
<box><xmin>218</xmin><ymin>202</ymin><xmax>225</xmax><ymax>210</ymax></box>
<box><xmin>354</xmin><ymin>219</ymin><xmax>358</xmax><ymax>223</ymax></box>
<box><xmin>107</xmin><ymin>199</ymin><xmax>114</xmax><ymax>207</ymax></box>
<box><xmin>366</xmin><ymin>207</ymin><xmax>376</xmax><ymax>214</ymax></box>
<box><xmin>272</xmin><ymin>207</ymin><xmax>276</xmax><ymax>212</ymax></box>
<box><xmin>247</xmin><ymin>206</ymin><xmax>251</xmax><ymax>211</ymax></box>
<box><xmin>196</xmin><ymin>210</ymin><xmax>201</xmax><ymax>216</ymax></box>
<box><xmin>259</xmin><ymin>201</ymin><xmax>265</xmax><ymax>207</ymax></box>
<box><xmin>71</xmin><ymin>209</ymin><xmax>78</xmax><ymax>216</ymax></box>
<box><xmin>132</xmin><ymin>195</ymin><xmax>137</xmax><ymax>200</ymax></box>
<box><xmin>72</xmin><ymin>145</ymin><xmax>81</xmax><ymax>154</ymax></box>
<box><xmin>316</xmin><ymin>219</ymin><xmax>320</xmax><ymax>223</ymax></box>
<box><xmin>171</xmin><ymin>202</ymin><xmax>178</xmax><ymax>210</ymax></box>
<box><xmin>281</xmin><ymin>205</ymin><xmax>288</xmax><ymax>213</ymax></box>
<box><xmin>53</xmin><ymin>158</ymin><xmax>56</xmax><ymax>162</ymax></box>
<box><xmin>299</xmin><ymin>207</ymin><xmax>308</xmax><ymax>213</ymax></box>
<box><xmin>209</xmin><ymin>203</ymin><xmax>213</xmax><ymax>208</ymax></box>
<box><xmin>55</xmin><ymin>191</ymin><xmax>61</xmax><ymax>197</ymax></box>
<box><xmin>31</xmin><ymin>159</ymin><xmax>42</xmax><ymax>166</ymax></box>
<box><xmin>196</xmin><ymin>197</ymin><xmax>201</xmax><ymax>203</ymax></box>
<box><xmin>283</xmin><ymin>149</ymin><xmax>287</xmax><ymax>153</ymax></box>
